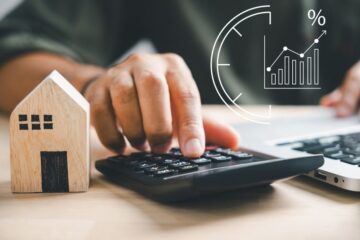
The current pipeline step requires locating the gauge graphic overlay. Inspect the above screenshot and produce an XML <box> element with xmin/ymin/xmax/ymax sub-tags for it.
<box><xmin>210</xmin><ymin>5</ymin><xmax>272</xmax><ymax>125</ymax></box>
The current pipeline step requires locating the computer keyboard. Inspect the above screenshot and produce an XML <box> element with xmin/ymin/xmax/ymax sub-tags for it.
<box><xmin>95</xmin><ymin>146</ymin><xmax>324</xmax><ymax>201</ymax></box>
<box><xmin>283</xmin><ymin>132</ymin><xmax>360</xmax><ymax>166</ymax></box>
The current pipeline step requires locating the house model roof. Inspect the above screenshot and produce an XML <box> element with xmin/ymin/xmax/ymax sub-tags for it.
<box><xmin>15</xmin><ymin>70</ymin><xmax>89</xmax><ymax>112</ymax></box>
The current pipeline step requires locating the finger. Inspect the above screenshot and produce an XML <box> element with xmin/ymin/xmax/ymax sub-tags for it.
<box><xmin>335</xmin><ymin>75</ymin><xmax>360</xmax><ymax>117</ymax></box>
<box><xmin>320</xmin><ymin>89</ymin><xmax>341</xmax><ymax>107</ymax></box>
<box><xmin>89</xmin><ymin>85</ymin><xmax>126</xmax><ymax>152</ymax></box>
<box><xmin>165</xmin><ymin>54</ymin><xmax>205</xmax><ymax>157</ymax></box>
<box><xmin>203</xmin><ymin>116</ymin><xmax>240</xmax><ymax>149</ymax></box>
<box><xmin>132</xmin><ymin>60</ymin><xmax>173</xmax><ymax>153</ymax></box>
<box><xmin>108</xmin><ymin>69</ymin><xmax>147</xmax><ymax>149</ymax></box>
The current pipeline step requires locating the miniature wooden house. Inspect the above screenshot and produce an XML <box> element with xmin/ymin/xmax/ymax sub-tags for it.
<box><xmin>10</xmin><ymin>70</ymin><xmax>90</xmax><ymax>193</ymax></box>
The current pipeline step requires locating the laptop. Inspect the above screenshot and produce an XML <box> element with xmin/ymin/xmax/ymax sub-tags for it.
<box><xmin>235</xmin><ymin>106</ymin><xmax>360</xmax><ymax>192</ymax></box>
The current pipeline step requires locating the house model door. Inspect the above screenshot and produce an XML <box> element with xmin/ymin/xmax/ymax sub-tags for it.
<box><xmin>40</xmin><ymin>151</ymin><xmax>69</xmax><ymax>192</ymax></box>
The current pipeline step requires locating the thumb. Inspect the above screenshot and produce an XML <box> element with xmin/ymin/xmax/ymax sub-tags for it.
<box><xmin>203</xmin><ymin>116</ymin><xmax>240</xmax><ymax>149</ymax></box>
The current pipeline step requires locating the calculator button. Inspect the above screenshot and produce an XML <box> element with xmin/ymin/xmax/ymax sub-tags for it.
<box><xmin>135</xmin><ymin>162</ymin><xmax>157</xmax><ymax>170</ymax></box>
<box><xmin>162</xmin><ymin>159</ymin><xmax>180</xmax><ymax>165</ymax></box>
<box><xmin>124</xmin><ymin>160</ymin><xmax>142</xmax><ymax>167</ymax></box>
<box><xmin>214</xmin><ymin>148</ymin><xmax>232</xmax><ymax>154</ymax></box>
<box><xmin>149</xmin><ymin>156</ymin><xmax>164</xmax><ymax>163</ymax></box>
<box><xmin>130</xmin><ymin>152</ymin><xmax>154</xmax><ymax>158</ymax></box>
<box><xmin>190</xmin><ymin>158</ymin><xmax>212</xmax><ymax>165</ymax></box>
<box><xmin>154</xmin><ymin>169</ymin><xmax>176</xmax><ymax>177</ymax></box>
<box><xmin>202</xmin><ymin>151</ymin><xmax>221</xmax><ymax>158</ymax></box>
<box><xmin>229</xmin><ymin>152</ymin><xmax>253</xmax><ymax>160</ymax></box>
<box><xmin>170</xmin><ymin>161</ymin><xmax>190</xmax><ymax>168</ymax></box>
<box><xmin>205</xmin><ymin>145</ymin><xmax>218</xmax><ymax>151</ymax></box>
<box><xmin>210</xmin><ymin>156</ymin><xmax>232</xmax><ymax>162</ymax></box>
<box><xmin>170</xmin><ymin>147</ymin><xmax>180</xmax><ymax>152</ymax></box>
<box><xmin>178</xmin><ymin>164</ymin><xmax>198</xmax><ymax>173</ymax></box>
<box><xmin>162</xmin><ymin>151</ymin><xmax>183</xmax><ymax>158</ymax></box>
<box><xmin>144</xmin><ymin>166</ymin><xmax>168</xmax><ymax>174</ymax></box>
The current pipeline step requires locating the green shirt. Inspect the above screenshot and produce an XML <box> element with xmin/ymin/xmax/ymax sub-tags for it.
<box><xmin>1</xmin><ymin>0</ymin><xmax>359</xmax><ymax>104</ymax></box>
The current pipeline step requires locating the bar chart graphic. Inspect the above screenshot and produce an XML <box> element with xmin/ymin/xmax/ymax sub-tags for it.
<box><xmin>264</xmin><ymin>30</ymin><xmax>326</xmax><ymax>89</ymax></box>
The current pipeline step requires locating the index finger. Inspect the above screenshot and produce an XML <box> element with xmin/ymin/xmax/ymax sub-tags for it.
<box><xmin>164</xmin><ymin>54</ymin><xmax>205</xmax><ymax>157</ymax></box>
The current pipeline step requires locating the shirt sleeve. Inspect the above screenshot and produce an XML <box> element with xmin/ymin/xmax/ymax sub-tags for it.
<box><xmin>0</xmin><ymin>0</ymin><xmax>112</xmax><ymax>67</ymax></box>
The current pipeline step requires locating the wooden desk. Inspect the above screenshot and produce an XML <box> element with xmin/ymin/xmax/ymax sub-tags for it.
<box><xmin>0</xmin><ymin>106</ymin><xmax>359</xmax><ymax>240</ymax></box>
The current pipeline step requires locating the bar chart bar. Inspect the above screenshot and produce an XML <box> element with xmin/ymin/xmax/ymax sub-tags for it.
<box><xmin>271</xmin><ymin>73</ymin><xmax>277</xmax><ymax>85</ymax></box>
<box><xmin>300</xmin><ymin>61</ymin><xmax>304</xmax><ymax>85</ymax></box>
<box><xmin>284</xmin><ymin>56</ymin><xmax>290</xmax><ymax>85</ymax></box>
<box><xmin>307</xmin><ymin>57</ymin><xmax>312</xmax><ymax>85</ymax></box>
<box><xmin>266</xmin><ymin>49</ymin><xmax>321</xmax><ymax>87</ymax></box>
<box><xmin>314</xmin><ymin>49</ymin><xmax>319</xmax><ymax>85</ymax></box>
<box><xmin>291</xmin><ymin>60</ymin><xmax>297</xmax><ymax>85</ymax></box>
<box><xmin>278</xmin><ymin>69</ymin><xmax>283</xmax><ymax>85</ymax></box>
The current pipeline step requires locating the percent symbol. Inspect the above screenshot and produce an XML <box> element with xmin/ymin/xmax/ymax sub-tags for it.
<box><xmin>308</xmin><ymin>9</ymin><xmax>326</xmax><ymax>26</ymax></box>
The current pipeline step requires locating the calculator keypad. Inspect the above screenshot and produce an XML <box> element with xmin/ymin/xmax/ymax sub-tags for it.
<box><xmin>105</xmin><ymin>147</ymin><xmax>257</xmax><ymax>178</ymax></box>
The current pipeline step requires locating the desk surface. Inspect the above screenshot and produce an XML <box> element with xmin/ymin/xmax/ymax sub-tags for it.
<box><xmin>0</xmin><ymin>106</ymin><xmax>359</xmax><ymax>240</ymax></box>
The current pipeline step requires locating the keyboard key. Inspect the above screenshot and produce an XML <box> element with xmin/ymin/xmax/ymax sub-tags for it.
<box><xmin>304</xmin><ymin>144</ymin><xmax>335</xmax><ymax>154</ymax></box>
<box><xmin>301</xmin><ymin>139</ymin><xmax>320</xmax><ymax>146</ymax></box>
<box><xmin>210</xmin><ymin>155</ymin><xmax>232</xmax><ymax>162</ymax></box>
<box><xmin>325</xmin><ymin>152</ymin><xmax>350</xmax><ymax>160</ymax></box>
<box><xmin>343</xmin><ymin>149</ymin><xmax>360</xmax><ymax>156</ymax></box>
<box><xmin>178</xmin><ymin>164</ymin><xmax>198</xmax><ymax>173</ymax></box>
<box><xmin>322</xmin><ymin>146</ymin><xmax>342</xmax><ymax>155</ymax></box>
<box><xmin>340</xmin><ymin>156</ymin><xmax>360</xmax><ymax>165</ymax></box>
<box><xmin>318</xmin><ymin>136</ymin><xmax>340</xmax><ymax>144</ymax></box>
<box><xmin>190</xmin><ymin>158</ymin><xmax>212</xmax><ymax>165</ymax></box>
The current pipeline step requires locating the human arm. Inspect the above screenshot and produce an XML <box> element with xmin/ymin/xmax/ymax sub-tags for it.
<box><xmin>0</xmin><ymin>52</ymin><xmax>239</xmax><ymax>157</ymax></box>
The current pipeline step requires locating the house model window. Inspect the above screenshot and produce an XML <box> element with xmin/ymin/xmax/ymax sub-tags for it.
<box><xmin>18</xmin><ymin>114</ymin><xmax>53</xmax><ymax>130</ymax></box>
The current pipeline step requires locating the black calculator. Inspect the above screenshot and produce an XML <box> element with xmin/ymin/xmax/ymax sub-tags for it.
<box><xmin>95</xmin><ymin>146</ymin><xmax>324</xmax><ymax>202</ymax></box>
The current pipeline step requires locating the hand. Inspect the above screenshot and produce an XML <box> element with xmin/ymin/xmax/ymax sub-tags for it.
<box><xmin>83</xmin><ymin>53</ymin><xmax>239</xmax><ymax>157</ymax></box>
<box><xmin>320</xmin><ymin>61</ymin><xmax>360</xmax><ymax>117</ymax></box>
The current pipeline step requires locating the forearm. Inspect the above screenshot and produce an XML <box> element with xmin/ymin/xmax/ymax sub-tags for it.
<box><xmin>0</xmin><ymin>52</ymin><xmax>105</xmax><ymax>114</ymax></box>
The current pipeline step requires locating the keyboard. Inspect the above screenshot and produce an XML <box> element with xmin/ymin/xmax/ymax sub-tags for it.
<box><xmin>95</xmin><ymin>146</ymin><xmax>323</xmax><ymax>202</ymax></box>
<box><xmin>284</xmin><ymin>132</ymin><xmax>360</xmax><ymax>166</ymax></box>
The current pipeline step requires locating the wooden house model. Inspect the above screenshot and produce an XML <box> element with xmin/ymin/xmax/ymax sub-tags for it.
<box><xmin>10</xmin><ymin>70</ymin><xmax>90</xmax><ymax>193</ymax></box>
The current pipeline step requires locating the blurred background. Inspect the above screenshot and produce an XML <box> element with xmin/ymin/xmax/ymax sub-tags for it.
<box><xmin>0</xmin><ymin>0</ymin><xmax>360</xmax><ymax>105</ymax></box>
<box><xmin>0</xmin><ymin>0</ymin><xmax>22</xmax><ymax>19</ymax></box>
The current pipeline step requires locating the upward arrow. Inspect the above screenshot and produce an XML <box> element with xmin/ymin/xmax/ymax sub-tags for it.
<box><xmin>318</xmin><ymin>30</ymin><xmax>327</xmax><ymax>40</ymax></box>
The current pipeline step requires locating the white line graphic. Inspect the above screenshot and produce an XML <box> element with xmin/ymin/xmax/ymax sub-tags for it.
<box><xmin>267</xmin><ymin>30</ymin><xmax>326</xmax><ymax>69</ymax></box>
<box><xmin>264</xmin><ymin>30</ymin><xmax>326</xmax><ymax>89</ymax></box>
<box><xmin>232</xmin><ymin>27</ymin><xmax>243</xmax><ymax>37</ymax></box>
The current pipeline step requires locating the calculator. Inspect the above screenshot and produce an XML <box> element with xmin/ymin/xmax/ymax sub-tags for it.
<box><xmin>95</xmin><ymin>146</ymin><xmax>324</xmax><ymax>202</ymax></box>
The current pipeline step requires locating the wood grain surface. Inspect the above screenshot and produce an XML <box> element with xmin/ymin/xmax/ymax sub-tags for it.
<box><xmin>0</xmin><ymin>106</ymin><xmax>359</xmax><ymax>240</ymax></box>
